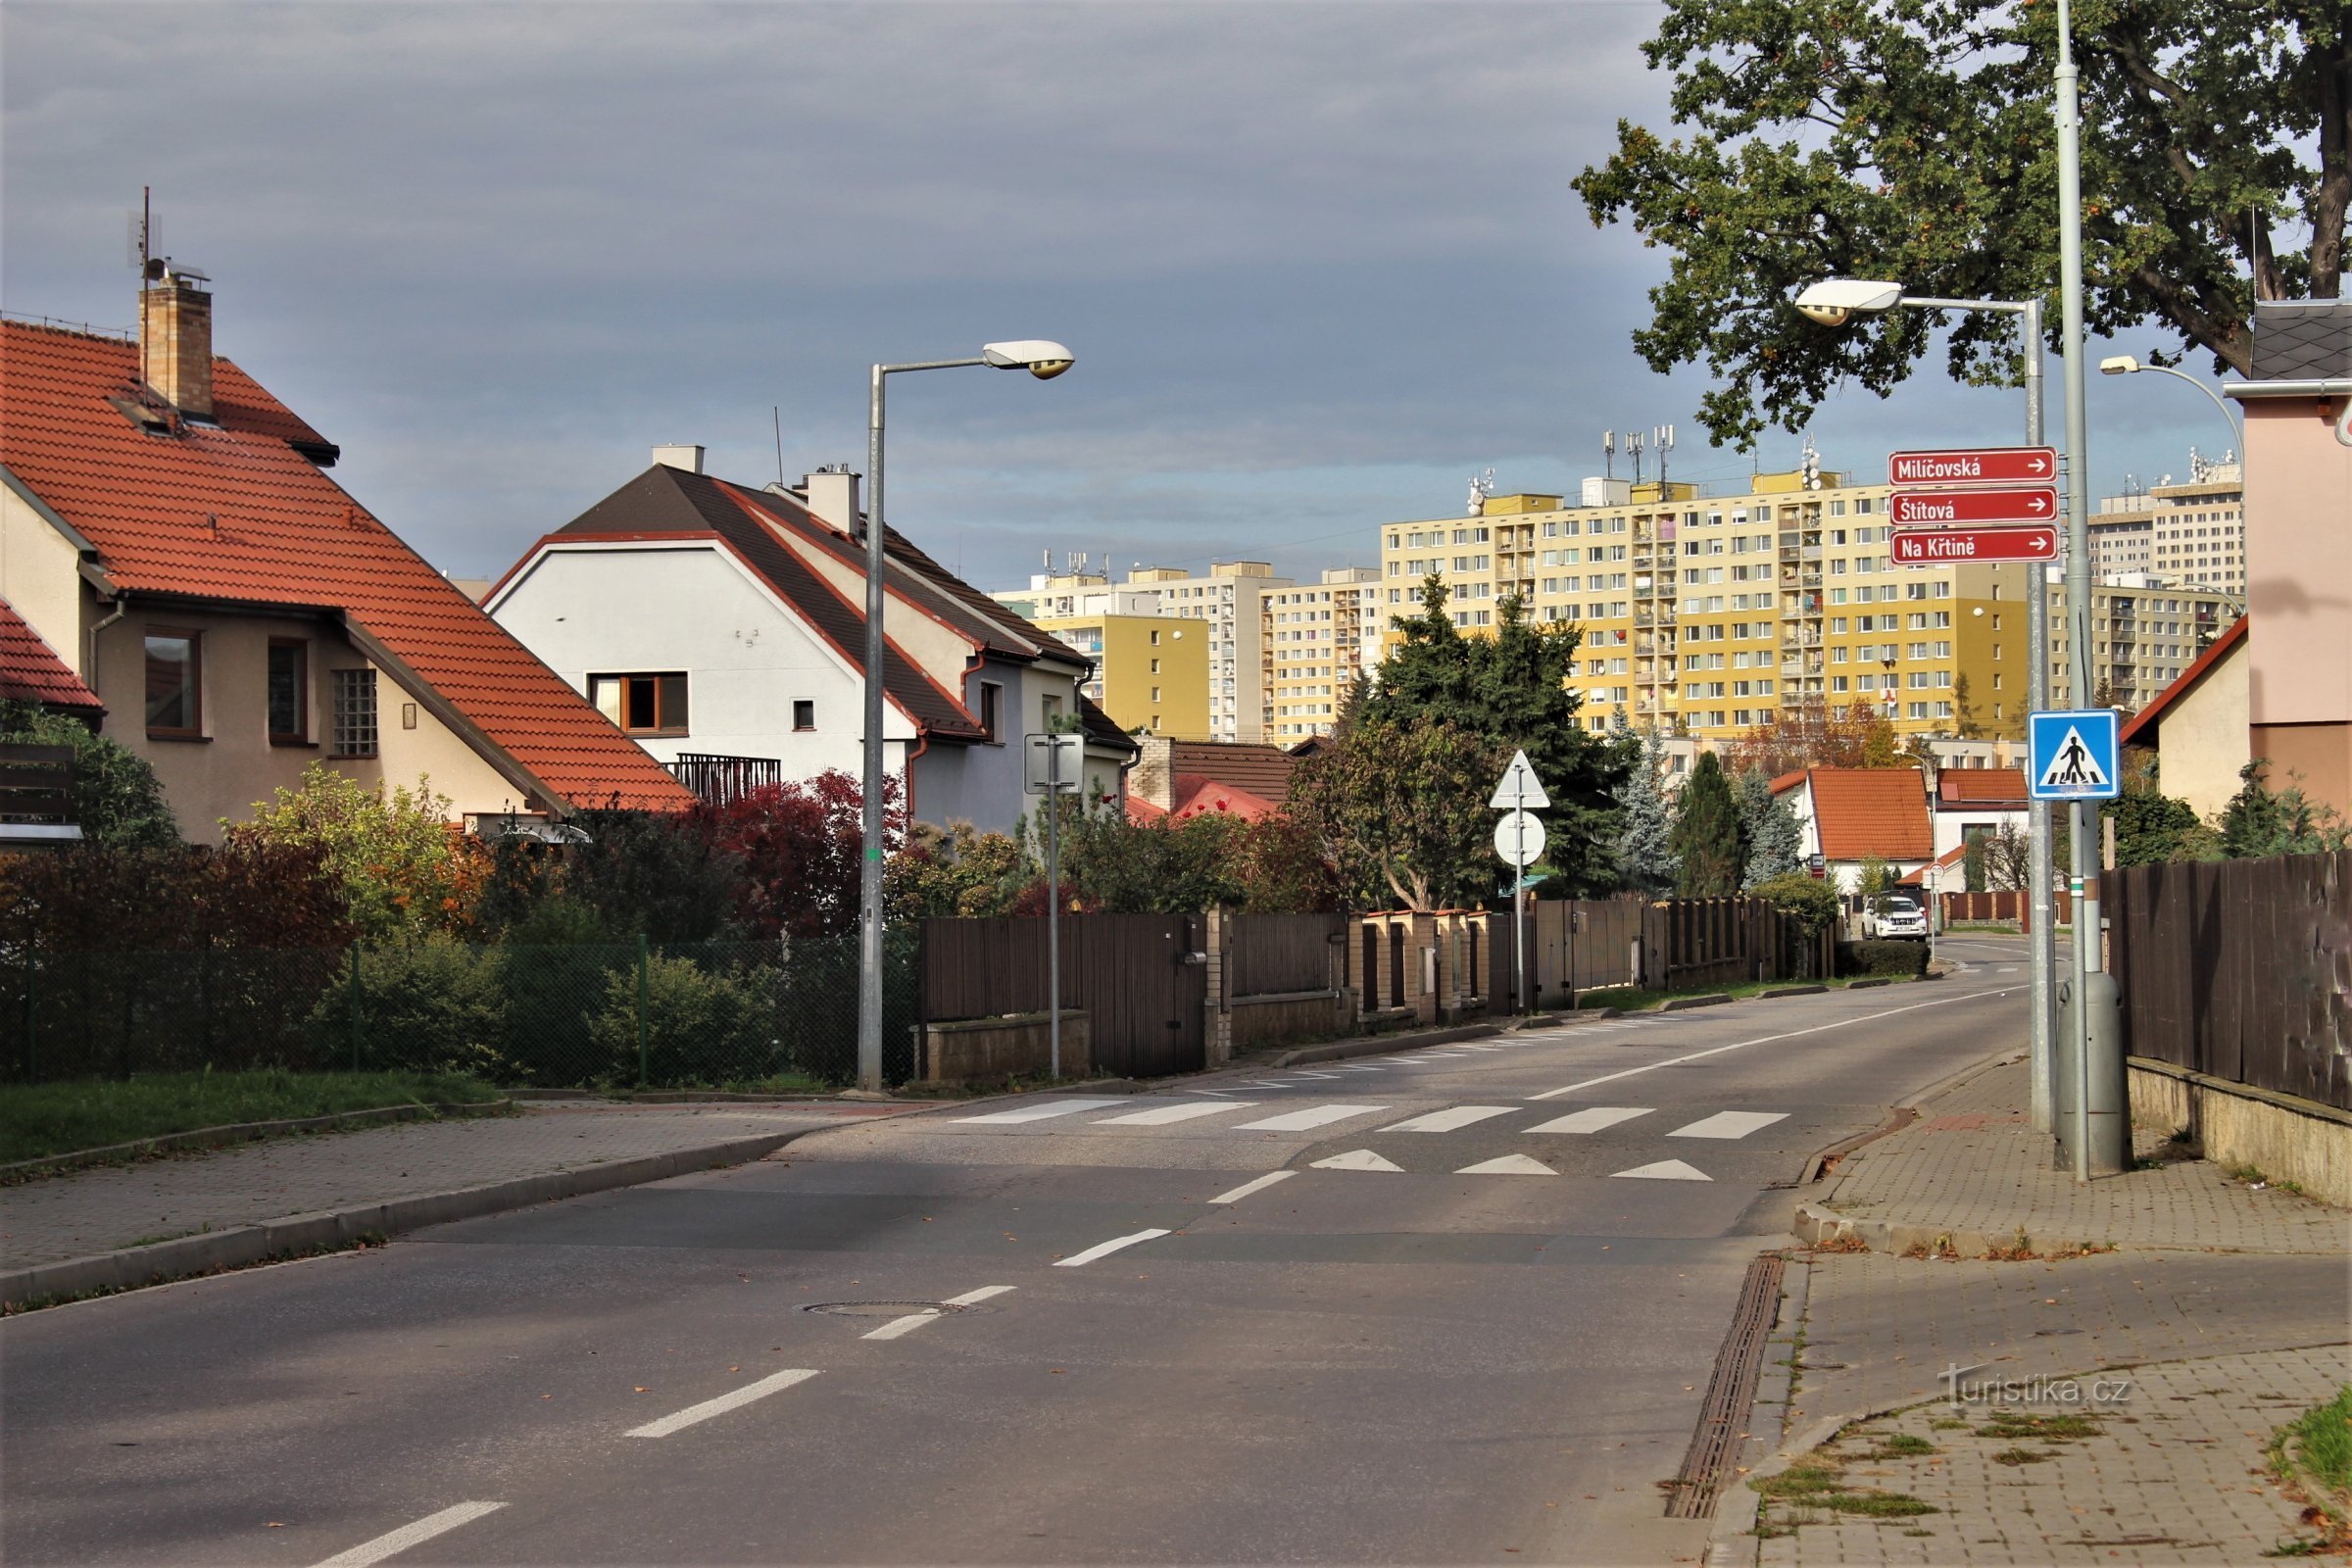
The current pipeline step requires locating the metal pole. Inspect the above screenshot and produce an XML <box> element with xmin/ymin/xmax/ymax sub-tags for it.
<box><xmin>2056</xmin><ymin>0</ymin><xmax>2098</xmax><ymax>1183</ymax></box>
<box><xmin>2023</xmin><ymin>298</ymin><xmax>2058</xmax><ymax>1136</ymax></box>
<box><xmin>349</xmin><ymin>944</ymin><xmax>363</xmax><ymax>1074</ymax></box>
<box><xmin>637</xmin><ymin>931</ymin><xmax>651</xmax><ymax>1088</ymax></box>
<box><xmin>858</xmin><ymin>366</ymin><xmax>889</xmax><ymax>1094</ymax></box>
<box><xmin>1048</xmin><ymin>738</ymin><xmax>1062</xmax><ymax>1080</ymax></box>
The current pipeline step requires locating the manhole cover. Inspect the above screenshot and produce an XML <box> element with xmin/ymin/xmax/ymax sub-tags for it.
<box><xmin>800</xmin><ymin>1300</ymin><xmax>965</xmax><ymax>1318</ymax></box>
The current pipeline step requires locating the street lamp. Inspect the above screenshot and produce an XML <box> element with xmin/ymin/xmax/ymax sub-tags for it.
<box><xmin>858</xmin><ymin>339</ymin><xmax>1075</xmax><ymax>1093</ymax></box>
<box><xmin>2098</xmin><ymin>355</ymin><xmax>2242</xmax><ymax>446</ymax></box>
<box><xmin>1792</xmin><ymin>277</ymin><xmax>2061</xmax><ymax>1141</ymax></box>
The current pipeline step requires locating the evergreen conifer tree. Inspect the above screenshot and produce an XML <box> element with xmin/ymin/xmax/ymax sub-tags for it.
<box><xmin>1671</xmin><ymin>751</ymin><xmax>1746</xmax><ymax>896</ymax></box>
<box><xmin>1736</xmin><ymin>766</ymin><xmax>1802</xmax><ymax>889</ymax></box>
<box><xmin>1609</xmin><ymin>715</ymin><xmax>1679</xmax><ymax>896</ymax></box>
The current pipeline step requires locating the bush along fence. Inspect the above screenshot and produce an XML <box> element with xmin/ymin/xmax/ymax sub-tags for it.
<box><xmin>4</xmin><ymin>933</ymin><xmax>919</xmax><ymax>1091</ymax></box>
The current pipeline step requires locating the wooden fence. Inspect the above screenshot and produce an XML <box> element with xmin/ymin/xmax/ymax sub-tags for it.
<box><xmin>2106</xmin><ymin>850</ymin><xmax>2351</xmax><ymax>1110</ymax></box>
<box><xmin>1487</xmin><ymin>900</ymin><xmax>1643</xmax><ymax>1011</ymax></box>
<box><xmin>1938</xmin><ymin>889</ymin><xmax>2074</xmax><ymax>928</ymax></box>
<box><xmin>1639</xmin><ymin>897</ymin><xmax>1827</xmax><ymax>991</ymax></box>
<box><xmin>1225</xmin><ymin>912</ymin><xmax>1347</xmax><ymax>998</ymax></box>
<box><xmin>919</xmin><ymin>913</ymin><xmax>1206</xmax><ymax>1079</ymax></box>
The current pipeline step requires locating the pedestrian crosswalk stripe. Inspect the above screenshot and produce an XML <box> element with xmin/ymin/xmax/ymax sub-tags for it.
<box><xmin>1526</xmin><ymin>1106</ymin><xmax>1652</xmax><ymax>1135</ymax></box>
<box><xmin>1380</xmin><ymin>1105</ymin><xmax>1518</xmax><ymax>1133</ymax></box>
<box><xmin>1311</xmin><ymin>1150</ymin><xmax>1403</xmax><ymax>1172</ymax></box>
<box><xmin>1667</xmin><ymin>1111</ymin><xmax>1789</xmax><ymax>1140</ymax></box>
<box><xmin>1094</xmin><ymin>1101</ymin><xmax>1259</xmax><ymax>1126</ymax></box>
<box><xmin>1452</xmin><ymin>1044</ymin><xmax>1505</xmax><ymax>1053</ymax></box>
<box><xmin>954</xmin><ymin>1097</ymin><xmax>1127</xmax><ymax>1124</ymax></box>
<box><xmin>1611</xmin><ymin>1158</ymin><xmax>1711</xmax><ymax>1181</ymax></box>
<box><xmin>1288</xmin><ymin>1070</ymin><xmax>1345</xmax><ymax>1080</ymax></box>
<box><xmin>1235</xmin><ymin>1103</ymin><xmax>1391</xmax><ymax>1132</ymax></box>
<box><xmin>1454</xmin><ymin>1153</ymin><xmax>1555</xmax><ymax>1176</ymax></box>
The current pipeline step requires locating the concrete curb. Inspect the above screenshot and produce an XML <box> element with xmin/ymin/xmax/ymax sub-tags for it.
<box><xmin>0</xmin><ymin>1127</ymin><xmax>820</xmax><ymax>1312</ymax></box>
<box><xmin>1659</xmin><ymin>993</ymin><xmax>1736</xmax><ymax>1011</ymax></box>
<box><xmin>1757</xmin><ymin>984</ymin><xmax>1826</xmax><ymax>1000</ymax></box>
<box><xmin>0</xmin><ymin>1100</ymin><xmax>512</xmax><ymax>1186</ymax></box>
<box><xmin>1788</xmin><ymin>1200</ymin><xmax>2099</xmax><ymax>1261</ymax></box>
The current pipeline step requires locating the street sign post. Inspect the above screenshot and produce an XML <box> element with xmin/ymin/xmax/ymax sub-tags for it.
<box><xmin>1025</xmin><ymin>733</ymin><xmax>1086</xmax><ymax>1079</ymax></box>
<box><xmin>1886</xmin><ymin>446</ymin><xmax>2058</xmax><ymax>485</ymax></box>
<box><xmin>1888</xmin><ymin>487</ymin><xmax>2059</xmax><ymax>525</ymax></box>
<box><xmin>1888</xmin><ymin>524</ymin><xmax>2060</xmax><ymax>564</ymax></box>
<box><xmin>1491</xmin><ymin>751</ymin><xmax>1550</xmax><ymax>1016</ymax></box>
<box><xmin>2028</xmin><ymin>710</ymin><xmax>2120</xmax><ymax>802</ymax></box>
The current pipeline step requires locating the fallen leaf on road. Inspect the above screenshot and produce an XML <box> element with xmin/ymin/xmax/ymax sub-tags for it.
<box><xmin>634</xmin><ymin>1386</ymin><xmax>649</xmax><ymax>1393</ymax></box>
<box><xmin>267</xmin><ymin>1523</ymin><xmax>285</xmax><ymax>1529</ymax></box>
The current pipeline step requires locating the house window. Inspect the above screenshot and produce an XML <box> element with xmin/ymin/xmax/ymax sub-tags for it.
<box><xmin>1041</xmin><ymin>693</ymin><xmax>1063</xmax><ymax>727</ymax></box>
<box><xmin>793</xmin><ymin>699</ymin><xmax>815</xmax><ymax>732</ymax></box>
<box><xmin>331</xmin><ymin>668</ymin><xmax>378</xmax><ymax>758</ymax></box>
<box><xmin>980</xmin><ymin>681</ymin><xmax>1004</xmax><ymax>742</ymax></box>
<box><xmin>589</xmin><ymin>673</ymin><xmax>689</xmax><ymax>736</ymax></box>
<box><xmin>144</xmin><ymin>630</ymin><xmax>203</xmax><ymax>738</ymax></box>
<box><xmin>268</xmin><ymin>640</ymin><xmax>309</xmax><ymax>745</ymax></box>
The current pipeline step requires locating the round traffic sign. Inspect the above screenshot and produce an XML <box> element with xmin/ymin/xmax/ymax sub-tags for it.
<box><xmin>1494</xmin><ymin>809</ymin><xmax>1545</xmax><ymax>867</ymax></box>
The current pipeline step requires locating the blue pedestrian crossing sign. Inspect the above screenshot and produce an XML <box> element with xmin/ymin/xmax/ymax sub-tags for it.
<box><xmin>2029</xmin><ymin>710</ymin><xmax>2121</xmax><ymax>801</ymax></box>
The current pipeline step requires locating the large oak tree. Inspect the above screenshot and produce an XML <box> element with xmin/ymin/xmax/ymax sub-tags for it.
<box><xmin>1574</xmin><ymin>0</ymin><xmax>2348</xmax><ymax>449</ymax></box>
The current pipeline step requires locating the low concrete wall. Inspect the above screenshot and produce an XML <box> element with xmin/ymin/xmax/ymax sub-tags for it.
<box><xmin>2130</xmin><ymin>1056</ymin><xmax>2352</xmax><ymax>1207</ymax></box>
<box><xmin>1230</xmin><ymin>989</ymin><xmax>1355</xmax><ymax>1051</ymax></box>
<box><xmin>921</xmin><ymin>1010</ymin><xmax>1091</xmax><ymax>1085</ymax></box>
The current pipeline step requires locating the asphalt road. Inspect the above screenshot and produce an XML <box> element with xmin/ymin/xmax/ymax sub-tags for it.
<box><xmin>1</xmin><ymin>938</ymin><xmax>2031</xmax><ymax>1567</ymax></box>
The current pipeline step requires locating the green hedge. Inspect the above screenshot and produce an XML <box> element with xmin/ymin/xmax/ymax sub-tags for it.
<box><xmin>1836</xmin><ymin>939</ymin><xmax>1929</xmax><ymax>978</ymax></box>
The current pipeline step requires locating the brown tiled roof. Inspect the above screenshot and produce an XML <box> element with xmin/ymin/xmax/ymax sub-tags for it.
<box><xmin>0</xmin><ymin>598</ymin><xmax>103</xmax><ymax>717</ymax></box>
<box><xmin>1804</xmin><ymin>767</ymin><xmax>1934</xmax><ymax>861</ymax></box>
<box><xmin>1936</xmin><ymin>767</ymin><xmax>2027</xmax><ymax>806</ymax></box>
<box><xmin>1</xmin><ymin>319</ymin><xmax>690</xmax><ymax>809</ymax></box>
<box><xmin>1165</xmin><ymin>740</ymin><xmax>1298</xmax><ymax>805</ymax></box>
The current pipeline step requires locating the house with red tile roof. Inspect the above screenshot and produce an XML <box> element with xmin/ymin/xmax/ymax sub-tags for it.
<box><xmin>487</xmin><ymin>454</ymin><xmax>1135</xmax><ymax>833</ymax></box>
<box><xmin>1770</xmin><ymin>766</ymin><xmax>1936</xmax><ymax>891</ymax></box>
<box><xmin>2117</xmin><ymin>615</ymin><xmax>2249</xmax><ymax>819</ymax></box>
<box><xmin>1928</xmin><ymin>765</ymin><xmax>2031</xmax><ymax>865</ymax></box>
<box><xmin>0</xmin><ymin>598</ymin><xmax>103</xmax><ymax>724</ymax></box>
<box><xmin>0</xmin><ymin>273</ymin><xmax>688</xmax><ymax>841</ymax></box>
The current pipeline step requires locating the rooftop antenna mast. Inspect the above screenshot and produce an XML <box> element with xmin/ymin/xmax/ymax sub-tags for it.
<box><xmin>1652</xmin><ymin>424</ymin><xmax>1675</xmax><ymax>491</ymax></box>
<box><xmin>1627</xmin><ymin>429</ymin><xmax>1646</xmax><ymax>486</ymax></box>
<box><xmin>129</xmin><ymin>186</ymin><xmax>161</xmax><ymax>389</ymax></box>
<box><xmin>1602</xmin><ymin>431</ymin><xmax>1616</xmax><ymax>481</ymax></box>
<box><xmin>772</xmin><ymin>407</ymin><xmax>785</xmax><ymax>488</ymax></box>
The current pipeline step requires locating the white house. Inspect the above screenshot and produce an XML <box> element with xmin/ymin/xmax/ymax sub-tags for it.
<box><xmin>1929</xmin><ymin>766</ymin><xmax>2031</xmax><ymax>863</ymax></box>
<box><xmin>488</xmin><ymin>452</ymin><xmax>1134</xmax><ymax>833</ymax></box>
<box><xmin>1770</xmin><ymin>766</ymin><xmax>1936</xmax><ymax>892</ymax></box>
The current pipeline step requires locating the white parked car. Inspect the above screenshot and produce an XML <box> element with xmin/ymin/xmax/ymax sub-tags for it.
<box><xmin>1861</xmin><ymin>889</ymin><xmax>1930</xmax><ymax>941</ymax></box>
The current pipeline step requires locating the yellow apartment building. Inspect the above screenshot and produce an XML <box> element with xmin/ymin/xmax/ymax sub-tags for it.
<box><xmin>1125</xmin><ymin>561</ymin><xmax>1292</xmax><ymax>742</ymax></box>
<box><xmin>1031</xmin><ymin>612</ymin><xmax>1208</xmax><ymax>738</ymax></box>
<box><xmin>1261</xmin><ymin>566</ymin><xmax>1383</xmax><ymax>739</ymax></box>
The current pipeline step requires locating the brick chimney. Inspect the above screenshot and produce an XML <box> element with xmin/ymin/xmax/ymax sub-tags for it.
<box><xmin>138</xmin><ymin>269</ymin><xmax>214</xmax><ymax>419</ymax></box>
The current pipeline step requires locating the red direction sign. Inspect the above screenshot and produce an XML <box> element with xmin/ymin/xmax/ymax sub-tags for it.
<box><xmin>1888</xmin><ymin>486</ymin><xmax>2058</xmax><ymax>525</ymax></box>
<box><xmin>1889</xmin><ymin>525</ymin><xmax>2059</xmax><ymax>564</ymax></box>
<box><xmin>1887</xmin><ymin>446</ymin><xmax>2058</xmax><ymax>485</ymax></box>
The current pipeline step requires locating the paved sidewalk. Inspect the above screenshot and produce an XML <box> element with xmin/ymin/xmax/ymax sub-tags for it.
<box><xmin>1814</xmin><ymin>1056</ymin><xmax>2349</xmax><ymax>1254</ymax></box>
<box><xmin>0</xmin><ymin>1102</ymin><xmax>901</xmax><ymax>1272</ymax></box>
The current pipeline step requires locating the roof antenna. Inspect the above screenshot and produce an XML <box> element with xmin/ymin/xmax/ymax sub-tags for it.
<box><xmin>772</xmin><ymin>406</ymin><xmax>785</xmax><ymax>487</ymax></box>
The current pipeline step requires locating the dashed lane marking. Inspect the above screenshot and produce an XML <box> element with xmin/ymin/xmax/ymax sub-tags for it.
<box><xmin>1207</xmin><ymin>1170</ymin><xmax>1296</xmax><ymax>1204</ymax></box>
<box><xmin>1526</xmin><ymin>1106</ymin><xmax>1653</xmax><ymax>1135</ymax></box>
<box><xmin>626</xmin><ymin>1369</ymin><xmax>821</xmax><ymax>1439</ymax></box>
<box><xmin>861</xmin><ymin>1285</ymin><xmax>1016</xmax><ymax>1341</ymax></box>
<box><xmin>1668</xmin><ymin>1110</ymin><xmax>1789</xmax><ymax>1140</ymax></box>
<box><xmin>1054</xmin><ymin>1229</ymin><xmax>1171</xmax><ymax>1268</ymax></box>
<box><xmin>313</xmin><ymin>1504</ymin><xmax>508</xmax><ymax>1567</ymax></box>
<box><xmin>1234</xmin><ymin>1103</ymin><xmax>1391</xmax><ymax>1132</ymax></box>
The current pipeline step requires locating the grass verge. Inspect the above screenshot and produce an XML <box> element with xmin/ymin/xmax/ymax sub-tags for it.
<box><xmin>2270</xmin><ymin>1385</ymin><xmax>2352</xmax><ymax>1548</ymax></box>
<box><xmin>0</xmin><ymin>1070</ymin><xmax>503</xmax><ymax>1165</ymax></box>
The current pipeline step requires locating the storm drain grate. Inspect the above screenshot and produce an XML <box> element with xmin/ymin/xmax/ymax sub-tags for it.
<box><xmin>801</xmin><ymin>1300</ymin><xmax>966</xmax><ymax>1318</ymax></box>
<box><xmin>1663</xmin><ymin>1251</ymin><xmax>1786</xmax><ymax>1519</ymax></box>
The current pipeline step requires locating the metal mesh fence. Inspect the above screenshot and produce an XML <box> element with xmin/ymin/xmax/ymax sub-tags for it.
<box><xmin>1</xmin><ymin>933</ymin><xmax>919</xmax><ymax>1090</ymax></box>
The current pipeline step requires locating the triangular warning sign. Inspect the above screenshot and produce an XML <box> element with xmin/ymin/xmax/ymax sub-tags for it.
<box><xmin>2035</xmin><ymin>724</ymin><xmax>2110</xmax><ymax>792</ymax></box>
<box><xmin>1609</xmin><ymin>1159</ymin><xmax>1712</xmax><ymax>1182</ymax></box>
<box><xmin>1489</xmin><ymin>749</ymin><xmax>1552</xmax><ymax>810</ymax></box>
<box><xmin>1311</xmin><ymin>1150</ymin><xmax>1403</xmax><ymax>1172</ymax></box>
<box><xmin>1454</xmin><ymin>1154</ymin><xmax>1556</xmax><ymax>1176</ymax></box>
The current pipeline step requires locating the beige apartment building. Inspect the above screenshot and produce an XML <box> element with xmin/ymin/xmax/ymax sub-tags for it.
<box><xmin>1261</xmin><ymin>566</ymin><xmax>1382</xmax><ymax>740</ymax></box>
<box><xmin>2045</xmin><ymin>573</ymin><xmax>2237</xmax><ymax>716</ymax></box>
<box><xmin>1125</xmin><ymin>561</ymin><xmax>1292</xmax><ymax>742</ymax></box>
<box><xmin>2088</xmin><ymin>453</ymin><xmax>2245</xmax><ymax>598</ymax></box>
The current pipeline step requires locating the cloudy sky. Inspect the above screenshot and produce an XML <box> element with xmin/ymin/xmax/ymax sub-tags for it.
<box><xmin>5</xmin><ymin>2</ymin><xmax>2249</xmax><ymax>592</ymax></box>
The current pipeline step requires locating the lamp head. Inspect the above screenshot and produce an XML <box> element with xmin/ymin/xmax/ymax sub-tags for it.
<box><xmin>1792</xmin><ymin>278</ymin><xmax>1904</xmax><ymax>327</ymax></box>
<box><xmin>2099</xmin><ymin>355</ymin><xmax>2139</xmax><ymax>376</ymax></box>
<box><xmin>983</xmin><ymin>340</ymin><xmax>1075</xmax><ymax>379</ymax></box>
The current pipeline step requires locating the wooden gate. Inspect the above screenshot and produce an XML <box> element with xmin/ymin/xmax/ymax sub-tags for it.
<box><xmin>920</xmin><ymin>913</ymin><xmax>1205</xmax><ymax>1079</ymax></box>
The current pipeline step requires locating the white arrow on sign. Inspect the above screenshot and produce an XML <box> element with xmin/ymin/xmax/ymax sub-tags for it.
<box><xmin>1494</xmin><ymin>809</ymin><xmax>1545</xmax><ymax>868</ymax></box>
<box><xmin>1490</xmin><ymin>749</ymin><xmax>1551</xmax><ymax>810</ymax></box>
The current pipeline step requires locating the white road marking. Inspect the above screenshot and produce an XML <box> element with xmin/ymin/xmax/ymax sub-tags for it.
<box><xmin>1669</xmin><ymin>1110</ymin><xmax>1789</xmax><ymax>1140</ymax></box>
<box><xmin>1095</xmin><ymin>1101</ymin><xmax>1257</xmax><ymax>1126</ymax></box>
<box><xmin>1242</xmin><ymin>1079</ymin><xmax>1289</xmax><ymax>1088</ymax></box>
<box><xmin>1287</xmin><ymin>1071</ymin><xmax>1345</xmax><ymax>1081</ymax></box>
<box><xmin>627</xmin><ymin>1369</ymin><xmax>821</xmax><ymax>1438</ymax></box>
<box><xmin>1208</xmin><ymin>1170</ymin><xmax>1296</xmax><ymax>1204</ymax></box>
<box><xmin>1611</xmin><ymin>1159</ymin><xmax>1712</xmax><ymax>1182</ymax></box>
<box><xmin>955</xmin><ymin>1097</ymin><xmax>1127</xmax><ymax>1124</ymax></box>
<box><xmin>861</xmin><ymin>1286</ymin><xmax>1013</xmax><ymax>1340</ymax></box>
<box><xmin>1334</xmin><ymin>1063</ymin><xmax>1387</xmax><ymax>1072</ymax></box>
<box><xmin>1451</xmin><ymin>1044</ymin><xmax>1506</xmax><ymax>1052</ymax></box>
<box><xmin>314</xmin><ymin>1503</ymin><xmax>507</xmax><ymax>1567</ymax></box>
<box><xmin>1380</xmin><ymin>1105</ymin><xmax>1518</xmax><ymax>1133</ymax></box>
<box><xmin>1235</xmin><ymin>1103</ymin><xmax>1391</xmax><ymax>1132</ymax></box>
<box><xmin>1527</xmin><ymin>1106</ymin><xmax>1653</xmax><ymax>1135</ymax></box>
<box><xmin>1530</xmin><ymin>986</ymin><xmax>2016</xmax><ymax>1100</ymax></box>
<box><xmin>1311</xmin><ymin>1150</ymin><xmax>1404</xmax><ymax>1171</ymax></box>
<box><xmin>1456</xmin><ymin>1153</ymin><xmax>1555</xmax><ymax>1176</ymax></box>
<box><xmin>1054</xmin><ymin>1229</ymin><xmax>1171</xmax><ymax>1267</ymax></box>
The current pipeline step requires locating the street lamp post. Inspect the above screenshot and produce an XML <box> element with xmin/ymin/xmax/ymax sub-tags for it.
<box><xmin>1791</xmin><ymin>280</ymin><xmax>2060</xmax><ymax>1138</ymax></box>
<box><xmin>2098</xmin><ymin>356</ymin><xmax>2244</xmax><ymax>448</ymax></box>
<box><xmin>858</xmin><ymin>340</ymin><xmax>1074</xmax><ymax>1094</ymax></box>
